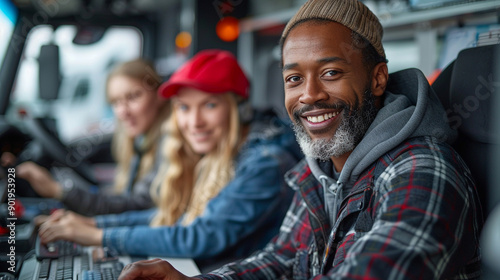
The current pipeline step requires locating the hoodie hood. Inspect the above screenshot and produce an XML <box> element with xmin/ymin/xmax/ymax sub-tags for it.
<box><xmin>307</xmin><ymin>68</ymin><xmax>456</xmax><ymax>200</ymax></box>
<box><xmin>341</xmin><ymin>68</ymin><xmax>456</xmax><ymax>184</ymax></box>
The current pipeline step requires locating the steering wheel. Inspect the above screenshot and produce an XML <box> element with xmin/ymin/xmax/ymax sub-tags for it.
<box><xmin>22</xmin><ymin>116</ymin><xmax>98</xmax><ymax>185</ymax></box>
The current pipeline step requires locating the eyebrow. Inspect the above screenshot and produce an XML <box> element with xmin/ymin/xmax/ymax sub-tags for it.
<box><xmin>318</xmin><ymin>56</ymin><xmax>348</xmax><ymax>64</ymax></box>
<box><xmin>282</xmin><ymin>62</ymin><xmax>298</xmax><ymax>72</ymax></box>
<box><xmin>282</xmin><ymin>56</ymin><xmax>348</xmax><ymax>72</ymax></box>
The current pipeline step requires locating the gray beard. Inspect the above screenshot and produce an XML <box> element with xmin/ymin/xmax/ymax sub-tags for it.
<box><xmin>292</xmin><ymin>92</ymin><xmax>377</xmax><ymax>161</ymax></box>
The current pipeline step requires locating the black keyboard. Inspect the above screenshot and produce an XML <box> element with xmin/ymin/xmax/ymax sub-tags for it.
<box><xmin>38</xmin><ymin>255</ymin><xmax>89</xmax><ymax>279</ymax></box>
<box><xmin>81</xmin><ymin>261</ymin><xmax>124</xmax><ymax>280</ymax></box>
<box><xmin>17</xmin><ymin>237</ymin><xmax>125</xmax><ymax>280</ymax></box>
<box><xmin>36</xmin><ymin>238</ymin><xmax>82</xmax><ymax>259</ymax></box>
<box><xmin>18</xmin><ymin>253</ymin><xmax>124</xmax><ymax>280</ymax></box>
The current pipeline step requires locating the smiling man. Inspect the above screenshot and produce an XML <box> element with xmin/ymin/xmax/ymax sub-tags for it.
<box><xmin>119</xmin><ymin>0</ymin><xmax>483</xmax><ymax>279</ymax></box>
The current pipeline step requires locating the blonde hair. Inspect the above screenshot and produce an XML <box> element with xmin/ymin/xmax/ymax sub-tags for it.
<box><xmin>150</xmin><ymin>93</ymin><xmax>246</xmax><ymax>226</ymax></box>
<box><xmin>107</xmin><ymin>59</ymin><xmax>170</xmax><ymax>194</ymax></box>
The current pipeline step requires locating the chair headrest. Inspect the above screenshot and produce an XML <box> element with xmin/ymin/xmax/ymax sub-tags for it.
<box><xmin>449</xmin><ymin>44</ymin><xmax>500</xmax><ymax>144</ymax></box>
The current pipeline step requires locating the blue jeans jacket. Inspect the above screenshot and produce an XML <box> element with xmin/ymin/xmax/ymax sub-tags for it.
<box><xmin>94</xmin><ymin>111</ymin><xmax>303</xmax><ymax>264</ymax></box>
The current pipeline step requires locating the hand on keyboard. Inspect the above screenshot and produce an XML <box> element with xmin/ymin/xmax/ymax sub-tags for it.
<box><xmin>38</xmin><ymin>210</ymin><xmax>104</xmax><ymax>246</ymax></box>
<box><xmin>36</xmin><ymin>236</ymin><xmax>82</xmax><ymax>260</ymax></box>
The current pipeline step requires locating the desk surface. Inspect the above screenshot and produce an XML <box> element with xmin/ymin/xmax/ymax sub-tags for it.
<box><xmin>117</xmin><ymin>256</ymin><xmax>200</xmax><ymax>277</ymax></box>
<box><xmin>85</xmin><ymin>248</ymin><xmax>201</xmax><ymax>277</ymax></box>
<box><xmin>148</xmin><ymin>257</ymin><xmax>201</xmax><ymax>276</ymax></box>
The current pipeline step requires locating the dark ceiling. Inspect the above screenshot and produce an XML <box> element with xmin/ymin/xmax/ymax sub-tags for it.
<box><xmin>11</xmin><ymin>0</ymin><xmax>180</xmax><ymax>18</ymax></box>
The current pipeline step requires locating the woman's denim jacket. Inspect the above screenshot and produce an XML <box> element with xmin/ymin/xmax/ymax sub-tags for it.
<box><xmin>94</xmin><ymin>110</ymin><xmax>303</xmax><ymax>264</ymax></box>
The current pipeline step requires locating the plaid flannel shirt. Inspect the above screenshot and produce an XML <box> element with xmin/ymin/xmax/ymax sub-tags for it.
<box><xmin>197</xmin><ymin>136</ymin><xmax>483</xmax><ymax>280</ymax></box>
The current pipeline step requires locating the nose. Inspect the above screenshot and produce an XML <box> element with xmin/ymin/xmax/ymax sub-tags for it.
<box><xmin>113</xmin><ymin>102</ymin><xmax>130</xmax><ymax>120</ymax></box>
<box><xmin>299</xmin><ymin>77</ymin><xmax>329</xmax><ymax>104</ymax></box>
<box><xmin>189</xmin><ymin>107</ymin><xmax>205</xmax><ymax>128</ymax></box>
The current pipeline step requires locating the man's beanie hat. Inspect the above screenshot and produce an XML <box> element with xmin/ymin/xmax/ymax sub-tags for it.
<box><xmin>281</xmin><ymin>0</ymin><xmax>385</xmax><ymax>58</ymax></box>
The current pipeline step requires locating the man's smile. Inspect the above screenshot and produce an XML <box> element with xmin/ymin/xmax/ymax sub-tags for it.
<box><xmin>304</xmin><ymin>111</ymin><xmax>340</xmax><ymax>123</ymax></box>
<box><xmin>298</xmin><ymin>108</ymin><xmax>343</xmax><ymax>134</ymax></box>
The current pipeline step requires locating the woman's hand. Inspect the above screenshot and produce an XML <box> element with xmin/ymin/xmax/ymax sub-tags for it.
<box><xmin>118</xmin><ymin>259</ymin><xmax>197</xmax><ymax>280</ymax></box>
<box><xmin>38</xmin><ymin>210</ymin><xmax>102</xmax><ymax>246</ymax></box>
<box><xmin>35</xmin><ymin>209</ymin><xmax>96</xmax><ymax>227</ymax></box>
<box><xmin>16</xmin><ymin>161</ymin><xmax>63</xmax><ymax>199</ymax></box>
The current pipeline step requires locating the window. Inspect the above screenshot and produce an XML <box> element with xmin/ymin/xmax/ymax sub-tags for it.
<box><xmin>0</xmin><ymin>0</ymin><xmax>17</xmax><ymax>67</ymax></box>
<box><xmin>8</xmin><ymin>25</ymin><xmax>142</xmax><ymax>142</ymax></box>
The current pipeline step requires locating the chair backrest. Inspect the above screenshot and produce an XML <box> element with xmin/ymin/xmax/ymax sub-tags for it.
<box><xmin>432</xmin><ymin>44</ymin><xmax>500</xmax><ymax>215</ymax></box>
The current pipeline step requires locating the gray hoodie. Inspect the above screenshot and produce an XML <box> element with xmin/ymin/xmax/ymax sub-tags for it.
<box><xmin>307</xmin><ymin>68</ymin><xmax>457</xmax><ymax>224</ymax></box>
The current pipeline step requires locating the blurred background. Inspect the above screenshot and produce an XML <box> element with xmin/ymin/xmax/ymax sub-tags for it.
<box><xmin>1</xmin><ymin>0</ymin><xmax>498</xmax><ymax>141</ymax></box>
<box><xmin>0</xmin><ymin>0</ymin><xmax>499</xmax><ymax>277</ymax></box>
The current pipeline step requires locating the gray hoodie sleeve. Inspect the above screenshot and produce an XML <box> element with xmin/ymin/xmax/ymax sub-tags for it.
<box><xmin>60</xmin><ymin>137</ymin><xmax>165</xmax><ymax>216</ymax></box>
<box><xmin>60</xmin><ymin>169</ymin><xmax>156</xmax><ymax>216</ymax></box>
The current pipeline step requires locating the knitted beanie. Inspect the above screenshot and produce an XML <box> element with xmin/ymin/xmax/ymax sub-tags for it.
<box><xmin>281</xmin><ymin>0</ymin><xmax>385</xmax><ymax>58</ymax></box>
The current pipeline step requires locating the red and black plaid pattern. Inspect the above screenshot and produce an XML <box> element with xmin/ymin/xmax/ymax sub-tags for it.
<box><xmin>198</xmin><ymin>136</ymin><xmax>483</xmax><ymax>280</ymax></box>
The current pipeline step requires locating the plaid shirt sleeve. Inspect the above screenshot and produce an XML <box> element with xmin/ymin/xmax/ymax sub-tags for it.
<box><xmin>194</xmin><ymin>190</ymin><xmax>312</xmax><ymax>280</ymax></box>
<box><xmin>316</xmin><ymin>138</ymin><xmax>483</xmax><ymax>279</ymax></box>
<box><xmin>195</xmin><ymin>138</ymin><xmax>483</xmax><ymax>279</ymax></box>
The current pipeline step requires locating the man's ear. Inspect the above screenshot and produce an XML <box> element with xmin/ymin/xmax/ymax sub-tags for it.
<box><xmin>371</xmin><ymin>62</ymin><xmax>388</xmax><ymax>97</ymax></box>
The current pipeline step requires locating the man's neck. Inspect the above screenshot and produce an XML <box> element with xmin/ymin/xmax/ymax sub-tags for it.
<box><xmin>331</xmin><ymin>151</ymin><xmax>352</xmax><ymax>173</ymax></box>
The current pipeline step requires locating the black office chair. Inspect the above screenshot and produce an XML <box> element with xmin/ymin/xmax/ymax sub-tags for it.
<box><xmin>432</xmin><ymin>43</ymin><xmax>500</xmax><ymax>279</ymax></box>
<box><xmin>432</xmin><ymin>44</ymin><xmax>500</xmax><ymax>215</ymax></box>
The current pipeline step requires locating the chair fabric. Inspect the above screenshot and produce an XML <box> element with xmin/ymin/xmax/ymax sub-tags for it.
<box><xmin>432</xmin><ymin>44</ymin><xmax>500</xmax><ymax>215</ymax></box>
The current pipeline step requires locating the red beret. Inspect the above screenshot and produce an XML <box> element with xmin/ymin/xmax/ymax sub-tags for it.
<box><xmin>158</xmin><ymin>49</ymin><xmax>250</xmax><ymax>99</ymax></box>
